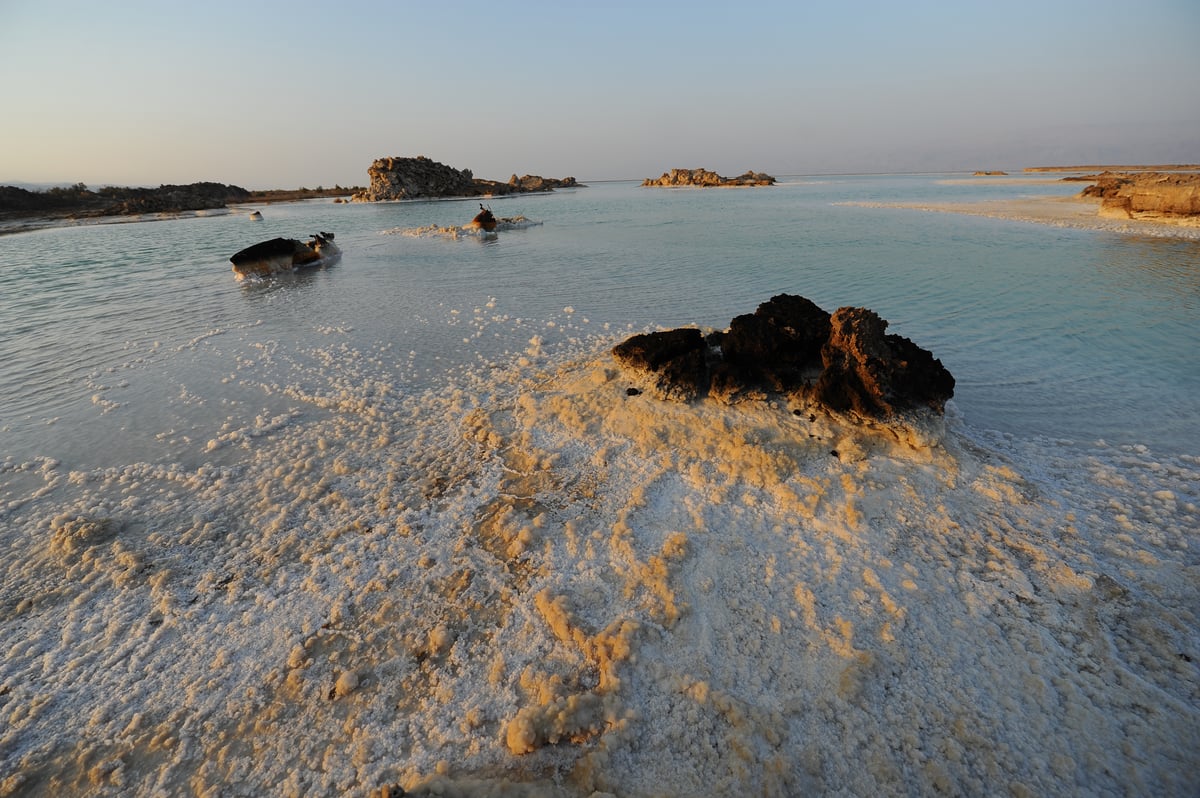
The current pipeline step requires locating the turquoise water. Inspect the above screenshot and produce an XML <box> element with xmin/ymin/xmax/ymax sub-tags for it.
<box><xmin>2</xmin><ymin>175</ymin><xmax>1198</xmax><ymax>463</ymax></box>
<box><xmin>1</xmin><ymin>175</ymin><xmax>1198</xmax><ymax>795</ymax></box>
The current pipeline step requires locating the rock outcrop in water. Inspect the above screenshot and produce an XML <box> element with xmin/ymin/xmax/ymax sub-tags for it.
<box><xmin>641</xmin><ymin>168</ymin><xmax>776</xmax><ymax>187</ymax></box>
<box><xmin>354</xmin><ymin>156</ymin><xmax>579</xmax><ymax>201</ymax></box>
<box><xmin>611</xmin><ymin>294</ymin><xmax>955</xmax><ymax>417</ymax></box>
<box><xmin>1080</xmin><ymin>171</ymin><xmax>1200</xmax><ymax>220</ymax></box>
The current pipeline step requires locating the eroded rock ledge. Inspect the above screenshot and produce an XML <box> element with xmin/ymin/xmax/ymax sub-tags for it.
<box><xmin>354</xmin><ymin>156</ymin><xmax>579</xmax><ymax>201</ymax></box>
<box><xmin>641</xmin><ymin>168</ymin><xmax>776</xmax><ymax>188</ymax></box>
<box><xmin>1079</xmin><ymin>171</ymin><xmax>1200</xmax><ymax>220</ymax></box>
<box><xmin>612</xmin><ymin>294</ymin><xmax>954</xmax><ymax>418</ymax></box>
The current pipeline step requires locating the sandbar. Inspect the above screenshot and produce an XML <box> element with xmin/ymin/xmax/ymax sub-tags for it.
<box><xmin>840</xmin><ymin>195</ymin><xmax>1200</xmax><ymax>239</ymax></box>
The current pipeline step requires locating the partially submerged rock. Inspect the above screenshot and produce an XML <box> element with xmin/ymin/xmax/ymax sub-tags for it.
<box><xmin>815</xmin><ymin>306</ymin><xmax>956</xmax><ymax>417</ymax></box>
<box><xmin>230</xmin><ymin>232</ymin><xmax>340</xmax><ymax>279</ymax></box>
<box><xmin>642</xmin><ymin>168</ymin><xmax>776</xmax><ymax>188</ymax></box>
<box><xmin>612</xmin><ymin>294</ymin><xmax>955</xmax><ymax>418</ymax></box>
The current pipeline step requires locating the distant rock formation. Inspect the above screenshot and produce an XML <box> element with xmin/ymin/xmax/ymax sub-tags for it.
<box><xmin>973</xmin><ymin>171</ymin><xmax>1007</xmax><ymax>176</ymax></box>
<box><xmin>641</xmin><ymin>168</ymin><xmax>776</xmax><ymax>188</ymax></box>
<box><xmin>1079</xmin><ymin>171</ymin><xmax>1200</xmax><ymax>220</ymax></box>
<box><xmin>611</xmin><ymin>294</ymin><xmax>954</xmax><ymax>418</ymax></box>
<box><xmin>354</xmin><ymin>156</ymin><xmax>579</xmax><ymax>201</ymax></box>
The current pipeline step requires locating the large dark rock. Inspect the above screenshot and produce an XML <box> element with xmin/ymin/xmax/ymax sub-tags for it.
<box><xmin>721</xmin><ymin>294</ymin><xmax>831</xmax><ymax>390</ymax></box>
<box><xmin>815</xmin><ymin>307</ymin><xmax>955</xmax><ymax>416</ymax></box>
<box><xmin>611</xmin><ymin>328</ymin><xmax>708</xmax><ymax>401</ymax></box>
<box><xmin>612</xmin><ymin>294</ymin><xmax>955</xmax><ymax>418</ymax></box>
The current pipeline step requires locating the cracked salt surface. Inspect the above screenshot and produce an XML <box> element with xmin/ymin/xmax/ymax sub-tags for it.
<box><xmin>1</xmin><ymin>325</ymin><xmax>1197</xmax><ymax>797</ymax></box>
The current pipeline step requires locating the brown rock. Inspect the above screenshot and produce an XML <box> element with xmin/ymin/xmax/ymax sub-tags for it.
<box><xmin>355</xmin><ymin>156</ymin><xmax>581</xmax><ymax>201</ymax></box>
<box><xmin>642</xmin><ymin>168</ymin><xmax>776</xmax><ymax>187</ymax></box>
<box><xmin>1080</xmin><ymin>171</ymin><xmax>1200</xmax><ymax>219</ymax></box>
<box><xmin>815</xmin><ymin>307</ymin><xmax>954</xmax><ymax>416</ymax></box>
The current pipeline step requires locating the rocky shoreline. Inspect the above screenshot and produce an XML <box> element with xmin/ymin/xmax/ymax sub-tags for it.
<box><xmin>0</xmin><ymin>183</ymin><xmax>360</xmax><ymax>236</ymax></box>
<box><xmin>1077</xmin><ymin>171</ymin><xmax>1200</xmax><ymax>221</ymax></box>
<box><xmin>641</xmin><ymin>168</ymin><xmax>776</xmax><ymax>187</ymax></box>
<box><xmin>1025</xmin><ymin>163</ymin><xmax>1200</xmax><ymax>173</ymax></box>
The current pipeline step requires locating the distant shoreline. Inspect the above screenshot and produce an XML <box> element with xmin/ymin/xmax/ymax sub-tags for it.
<box><xmin>0</xmin><ymin>193</ymin><xmax>359</xmax><ymax>237</ymax></box>
<box><xmin>839</xmin><ymin>195</ymin><xmax>1200</xmax><ymax>238</ymax></box>
<box><xmin>1024</xmin><ymin>164</ymin><xmax>1200</xmax><ymax>173</ymax></box>
<box><xmin>9</xmin><ymin>182</ymin><xmax>1200</xmax><ymax>240</ymax></box>
<box><xmin>0</xmin><ymin>185</ymin><xmax>357</xmax><ymax>237</ymax></box>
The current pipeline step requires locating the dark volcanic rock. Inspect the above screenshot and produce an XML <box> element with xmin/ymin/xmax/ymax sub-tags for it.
<box><xmin>815</xmin><ymin>307</ymin><xmax>954</xmax><ymax>416</ymax></box>
<box><xmin>611</xmin><ymin>294</ymin><xmax>955</xmax><ymax>418</ymax></box>
<box><xmin>721</xmin><ymin>294</ymin><xmax>831</xmax><ymax>390</ymax></box>
<box><xmin>611</xmin><ymin>327</ymin><xmax>708</xmax><ymax>401</ymax></box>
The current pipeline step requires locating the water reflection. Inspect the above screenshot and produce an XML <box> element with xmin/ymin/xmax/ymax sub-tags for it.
<box><xmin>236</xmin><ymin>263</ymin><xmax>338</xmax><ymax>302</ymax></box>
<box><xmin>1094</xmin><ymin>236</ymin><xmax>1200</xmax><ymax>308</ymax></box>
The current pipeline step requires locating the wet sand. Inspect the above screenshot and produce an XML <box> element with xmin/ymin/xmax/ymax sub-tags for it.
<box><xmin>841</xmin><ymin>196</ymin><xmax>1200</xmax><ymax>239</ymax></box>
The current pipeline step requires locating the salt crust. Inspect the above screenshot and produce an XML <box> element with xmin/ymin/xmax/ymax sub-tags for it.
<box><xmin>1</xmin><ymin>336</ymin><xmax>1197</xmax><ymax>797</ymax></box>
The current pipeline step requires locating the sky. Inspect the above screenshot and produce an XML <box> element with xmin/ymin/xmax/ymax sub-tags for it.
<box><xmin>2</xmin><ymin>0</ymin><xmax>1198</xmax><ymax>189</ymax></box>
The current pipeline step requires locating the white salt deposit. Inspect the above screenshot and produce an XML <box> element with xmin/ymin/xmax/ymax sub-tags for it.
<box><xmin>1</xmin><ymin>333</ymin><xmax>1196</xmax><ymax>797</ymax></box>
<box><xmin>385</xmin><ymin>217</ymin><xmax>544</xmax><ymax>239</ymax></box>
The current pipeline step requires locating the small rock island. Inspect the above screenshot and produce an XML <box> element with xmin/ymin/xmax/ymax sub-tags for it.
<box><xmin>354</xmin><ymin>156</ymin><xmax>580</xmax><ymax>201</ymax></box>
<box><xmin>611</xmin><ymin>294</ymin><xmax>954</xmax><ymax>419</ymax></box>
<box><xmin>642</xmin><ymin>168</ymin><xmax>776</xmax><ymax>188</ymax></box>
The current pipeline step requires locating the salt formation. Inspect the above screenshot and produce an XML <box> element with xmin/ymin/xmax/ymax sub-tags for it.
<box><xmin>0</xmin><ymin>318</ymin><xmax>1196</xmax><ymax>797</ymax></box>
<box><xmin>387</xmin><ymin>216</ymin><xmax>542</xmax><ymax>240</ymax></box>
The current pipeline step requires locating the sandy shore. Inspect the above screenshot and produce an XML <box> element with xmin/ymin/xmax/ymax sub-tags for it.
<box><xmin>0</xmin><ymin>207</ymin><xmax>239</xmax><ymax>237</ymax></box>
<box><xmin>840</xmin><ymin>195</ymin><xmax>1200</xmax><ymax>239</ymax></box>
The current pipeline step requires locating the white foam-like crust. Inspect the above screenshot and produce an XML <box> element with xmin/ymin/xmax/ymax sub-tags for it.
<box><xmin>1</xmin><ymin>339</ymin><xmax>1197</xmax><ymax>796</ymax></box>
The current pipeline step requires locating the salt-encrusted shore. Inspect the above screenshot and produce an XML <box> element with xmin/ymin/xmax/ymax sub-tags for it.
<box><xmin>839</xmin><ymin>195</ymin><xmax>1200</xmax><ymax>239</ymax></box>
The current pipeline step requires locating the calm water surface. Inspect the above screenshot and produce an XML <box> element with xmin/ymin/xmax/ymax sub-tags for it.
<box><xmin>2</xmin><ymin>175</ymin><xmax>1198</xmax><ymax>468</ymax></box>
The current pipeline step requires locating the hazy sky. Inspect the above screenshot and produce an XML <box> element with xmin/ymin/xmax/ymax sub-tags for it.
<box><xmin>2</xmin><ymin>0</ymin><xmax>1198</xmax><ymax>189</ymax></box>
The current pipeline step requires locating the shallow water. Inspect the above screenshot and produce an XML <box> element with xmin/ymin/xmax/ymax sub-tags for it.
<box><xmin>3</xmin><ymin>177</ymin><xmax>1197</xmax><ymax>467</ymax></box>
<box><xmin>0</xmin><ymin>176</ymin><xmax>1197</xmax><ymax>796</ymax></box>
